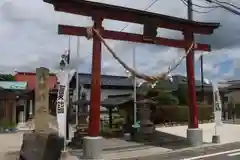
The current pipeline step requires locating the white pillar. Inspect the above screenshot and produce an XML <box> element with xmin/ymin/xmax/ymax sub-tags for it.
<box><xmin>24</xmin><ymin>100</ymin><xmax>27</xmax><ymax>122</ymax></box>
<box><xmin>29</xmin><ymin>100</ymin><xmax>33</xmax><ymax>117</ymax></box>
<box><xmin>19</xmin><ymin>111</ymin><xmax>24</xmax><ymax>124</ymax></box>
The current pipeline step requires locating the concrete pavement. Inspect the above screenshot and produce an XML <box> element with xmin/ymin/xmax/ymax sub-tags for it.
<box><xmin>2</xmin><ymin>123</ymin><xmax>240</xmax><ymax>160</ymax></box>
<box><xmin>156</xmin><ymin>123</ymin><xmax>240</xmax><ymax>144</ymax></box>
<box><xmin>124</xmin><ymin>142</ymin><xmax>240</xmax><ymax>160</ymax></box>
<box><xmin>0</xmin><ymin>133</ymin><xmax>23</xmax><ymax>160</ymax></box>
<box><xmin>102</xmin><ymin>123</ymin><xmax>240</xmax><ymax>159</ymax></box>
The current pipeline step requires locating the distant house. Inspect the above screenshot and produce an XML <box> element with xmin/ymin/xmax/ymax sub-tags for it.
<box><xmin>14</xmin><ymin>72</ymin><xmax>57</xmax><ymax>90</ymax></box>
<box><xmin>70</xmin><ymin>73</ymin><xmax>134</xmax><ymax>112</ymax></box>
<box><xmin>225</xmin><ymin>81</ymin><xmax>240</xmax><ymax>104</ymax></box>
<box><xmin>14</xmin><ymin>72</ymin><xmax>59</xmax><ymax>120</ymax></box>
<box><xmin>0</xmin><ymin>81</ymin><xmax>31</xmax><ymax>125</ymax></box>
<box><xmin>14</xmin><ymin>72</ymin><xmax>133</xmax><ymax>116</ymax></box>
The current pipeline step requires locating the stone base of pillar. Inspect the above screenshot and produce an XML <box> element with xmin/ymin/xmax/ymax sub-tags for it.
<box><xmin>187</xmin><ymin>128</ymin><xmax>203</xmax><ymax>146</ymax></box>
<box><xmin>82</xmin><ymin>136</ymin><xmax>103</xmax><ymax>160</ymax></box>
<box><xmin>19</xmin><ymin>133</ymin><xmax>64</xmax><ymax>160</ymax></box>
<box><xmin>212</xmin><ymin>135</ymin><xmax>220</xmax><ymax>143</ymax></box>
<box><xmin>17</xmin><ymin>122</ymin><xmax>28</xmax><ymax>131</ymax></box>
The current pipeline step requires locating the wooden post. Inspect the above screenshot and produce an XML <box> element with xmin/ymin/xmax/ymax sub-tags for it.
<box><xmin>184</xmin><ymin>33</ymin><xmax>199</xmax><ymax>129</ymax></box>
<box><xmin>88</xmin><ymin>17</ymin><xmax>103</xmax><ymax>137</ymax></box>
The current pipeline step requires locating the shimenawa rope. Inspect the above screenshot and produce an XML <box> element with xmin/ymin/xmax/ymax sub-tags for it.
<box><xmin>86</xmin><ymin>27</ymin><xmax>195</xmax><ymax>82</ymax></box>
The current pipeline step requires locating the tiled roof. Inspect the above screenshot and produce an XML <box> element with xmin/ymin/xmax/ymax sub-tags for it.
<box><xmin>77</xmin><ymin>73</ymin><xmax>133</xmax><ymax>87</ymax></box>
<box><xmin>14</xmin><ymin>72</ymin><xmax>133</xmax><ymax>89</ymax></box>
<box><xmin>0</xmin><ymin>81</ymin><xmax>27</xmax><ymax>90</ymax></box>
<box><xmin>101</xmin><ymin>94</ymin><xmax>133</xmax><ymax>106</ymax></box>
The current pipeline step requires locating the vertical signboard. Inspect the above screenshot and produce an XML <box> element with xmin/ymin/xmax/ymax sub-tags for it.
<box><xmin>56</xmin><ymin>69</ymin><xmax>75</xmax><ymax>139</ymax></box>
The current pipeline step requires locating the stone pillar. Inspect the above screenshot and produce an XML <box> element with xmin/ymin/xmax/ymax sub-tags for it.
<box><xmin>19</xmin><ymin>67</ymin><xmax>64</xmax><ymax>160</ymax></box>
<box><xmin>34</xmin><ymin>67</ymin><xmax>52</xmax><ymax>133</ymax></box>
<box><xmin>139</xmin><ymin>104</ymin><xmax>155</xmax><ymax>135</ymax></box>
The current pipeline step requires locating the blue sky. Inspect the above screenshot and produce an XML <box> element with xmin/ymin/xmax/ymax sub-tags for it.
<box><xmin>217</xmin><ymin>60</ymin><xmax>233</xmax><ymax>75</ymax></box>
<box><xmin>0</xmin><ymin>0</ymin><xmax>240</xmax><ymax>81</ymax></box>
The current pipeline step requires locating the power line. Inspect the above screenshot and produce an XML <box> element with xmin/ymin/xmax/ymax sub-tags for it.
<box><xmin>205</xmin><ymin>0</ymin><xmax>240</xmax><ymax>15</ymax></box>
<box><xmin>120</xmin><ymin>0</ymin><xmax>159</xmax><ymax>32</ymax></box>
<box><xmin>183</xmin><ymin>0</ymin><xmax>219</xmax><ymax>8</ymax></box>
<box><xmin>181</xmin><ymin>0</ymin><xmax>240</xmax><ymax>15</ymax></box>
<box><xmin>180</xmin><ymin>0</ymin><xmax>217</xmax><ymax>14</ymax></box>
<box><xmin>78</xmin><ymin>0</ymin><xmax>159</xmax><ymax>67</ymax></box>
<box><xmin>213</xmin><ymin>0</ymin><xmax>240</xmax><ymax>10</ymax></box>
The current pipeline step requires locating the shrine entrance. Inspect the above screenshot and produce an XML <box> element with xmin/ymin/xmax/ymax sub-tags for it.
<box><xmin>44</xmin><ymin>0</ymin><xmax>220</xmax><ymax>158</ymax></box>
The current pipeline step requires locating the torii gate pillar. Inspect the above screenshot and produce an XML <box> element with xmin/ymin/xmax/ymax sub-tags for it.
<box><xmin>184</xmin><ymin>32</ymin><xmax>203</xmax><ymax>146</ymax></box>
<box><xmin>82</xmin><ymin>17</ymin><xmax>103</xmax><ymax>159</ymax></box>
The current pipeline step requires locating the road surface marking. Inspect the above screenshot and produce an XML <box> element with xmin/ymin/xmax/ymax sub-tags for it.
<box><xmin>182</xmin><ymin>148</ymin><xmax>240</xmax><ymax>160</ymax></box>
<box><xmin>228</xmin><ymin>152</ymin><xmax>240</xmax><ymax>157</ymax></box>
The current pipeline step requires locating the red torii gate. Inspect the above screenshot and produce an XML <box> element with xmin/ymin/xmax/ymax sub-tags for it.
<box><xmin>44</xmin><ymin>0</ymin><xmax>219</xmax><ymax>140</ymax></box>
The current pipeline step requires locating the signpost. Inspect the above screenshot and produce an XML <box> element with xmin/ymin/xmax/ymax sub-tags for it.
<box><xmin>212</xmin><ymin>81</ymin><xmax>222</xmax><ymax>143</ymax></box>
<box><xmin>56</xmin><ymin>66</ymin><xmax>75</xmax><ymax>151</ymax></box>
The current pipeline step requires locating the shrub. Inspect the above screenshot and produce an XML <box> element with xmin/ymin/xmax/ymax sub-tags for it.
<box><xmin>234</xmin><ymin>104</ymin><xmax>240</xmax><ymax>118</ymax></box>
<box><xmin>0</xmin><ymin>118</ymin><xmax>16</xmax><ymax>129</ymax></box>
<box><xmin>152</xmin><ymin>105</ymin><xmax>213</xmax><ymax>124</ymax></box>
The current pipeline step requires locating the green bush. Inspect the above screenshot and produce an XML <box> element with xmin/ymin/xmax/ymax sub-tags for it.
<box><xmin>0</xmin><ymin>118</ymin><xmax>16</xmax><ymax>129</ymax></box>
<box><xmin>234</xmin><ymin>104</ymin><xmax>240</xmax><ymax>118</ymax></box>
<box><xmin>153</xmin><ymin>105</ymin><xmax>213</xmax><ymax>124</ymax></box>
<box><xmin>198</xmin><ymin>105</ymin><xmax>213</xmax><ymax>121</ymax></box>
<box><xmin>172</xmin><ymin>84</ymin><xmax>188</xmax><ymax>105</ymax></box>
<box><xmin>101</xmin><ymin>127</ymin><xmax>123</xmax><ymax>138</ymax></box>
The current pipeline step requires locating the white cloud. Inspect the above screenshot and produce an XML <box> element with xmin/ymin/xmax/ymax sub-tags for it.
<box><xmin>1</xmin><ymin>0</ymin><xmax>240</xmax><ymax>81</ymax></box>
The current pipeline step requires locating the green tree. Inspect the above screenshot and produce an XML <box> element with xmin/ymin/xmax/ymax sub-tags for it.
<box><xmin>148</xmin><ymin>80</ymin><xmax>179</xmax><ymax>105</ymax></box>
<box><xmin>173</xmin><ymin>83</ymin><xmax>188</xmax><ymax>105</ymax></box>
<box><xmin>0</xmin><ymin>74</ymin><xmax>15</xmax><ymax>81</ymax></box>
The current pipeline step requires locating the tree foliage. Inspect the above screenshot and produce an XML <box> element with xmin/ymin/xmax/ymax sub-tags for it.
<box><xmin>0</xmin><ymin>74</ymin><xmax>15</xmax><ymax>81</ymax></box>
<box><xmin>173</xmin><ymin>83</ymin><xmax>188</xmax><ymax>105</ymax></box>
<box><xmin>147</xmin><ymin>80</ymin><xmax>179</xmax><ymax>105</ymax></box>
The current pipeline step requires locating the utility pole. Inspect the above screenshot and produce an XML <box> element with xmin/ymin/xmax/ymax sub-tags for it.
<box><xmin>76</xmin><ymin>37</ymin><xmax>80</xmax><ymax>126</ymax></box>
<box><xmin>188</xmin><ymin>0</ymin><xmax>204</xmax><ymax>102</ymax></box>
<box><xmin>188</xmin><ymin>0</ymin><xmax>205</xmax><ymax>104</ymax></box>
<box><xmin>200</xmin><ymin>55</ymin><xmax>204</xmax><ymax>102</ymax></box>
<box><xmin>187</xmin><ymin>0</ymin><xmax>193</xmax><ymax>21</ymax></box>
<box><xmin>133</xmin><ymin>47</ymin><xmax>137</xmax><ymax>126</ymax></box>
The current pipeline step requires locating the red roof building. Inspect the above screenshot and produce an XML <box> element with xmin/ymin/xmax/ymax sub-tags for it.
<box><xmin>14</xmin><ymin>72</ymin><xmax>57</xmax><ymax>90</ymax></box>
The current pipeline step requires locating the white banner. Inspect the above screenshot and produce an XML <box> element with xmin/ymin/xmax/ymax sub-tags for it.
<box><xmin>56</xmin><ymin>69</ymin><xmax>75</xmax><ymax>138</ymax></box>
<box><xmin>212</xmin><ymin>82</ymin><xmax>222</xmax><ymax>126</ymax></box>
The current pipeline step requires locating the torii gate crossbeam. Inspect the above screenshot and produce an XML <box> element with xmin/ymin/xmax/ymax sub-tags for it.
<box><xmin>44</xmin><ymin>0</ymin><xmax>220</xmax><ymax>147</ymax></box>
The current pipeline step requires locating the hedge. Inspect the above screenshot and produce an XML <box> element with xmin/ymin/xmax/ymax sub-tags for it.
<box><xmin>152</xmin><ymin>105</ymin><xmax>213</xmax><ymax>124</ymax></box>
<box><xmin>233</xmin><ymin>104</ymin><xmax>240</xmax><ymax>118</ymax></box>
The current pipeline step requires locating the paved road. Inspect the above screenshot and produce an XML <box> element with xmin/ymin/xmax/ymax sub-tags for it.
<box><xmin>125</xmin><ymin>142</ymin><xmax>240</xmax><ymax>160</ymax></box>
<box><xmin>182</xmin><ymin>149</ymin><xmax>240</xmax><ymax>160</ymax></box>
